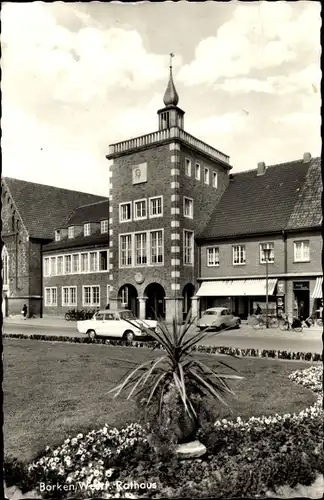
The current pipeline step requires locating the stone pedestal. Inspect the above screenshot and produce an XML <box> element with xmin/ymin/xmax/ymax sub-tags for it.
<box><xmin>165</xmin><ymin>296</ymin><xmax>183</xmax><ymax>324</ymax></box>
<box><xmin>138</xmin><ymin>297</ymin><xmax>147</xmax><ymax>320</ymax></box>
<box><xmin>175</xmin><ymin>440</ymin><xmax>207</xmax><ymax>459</ymax></box>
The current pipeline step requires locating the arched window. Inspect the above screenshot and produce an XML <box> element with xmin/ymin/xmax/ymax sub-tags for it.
<box><xmin>1</xmin><ymin>246</ymin><xmax>9</xmax><ymax>288</ymax></box>
<box><xmin>11</xmin><ymin>215</ymin><xmax>15</xmax><ymax>232</ymax></box>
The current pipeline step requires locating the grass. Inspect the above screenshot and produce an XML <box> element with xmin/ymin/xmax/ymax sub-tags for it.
<box><xmin>3</xmin><ymin>338</ymin><xmax>317</xmax><ymax>463</ymax></box>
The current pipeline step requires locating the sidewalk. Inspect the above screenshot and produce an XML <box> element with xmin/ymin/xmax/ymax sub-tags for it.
<box><xmin>4</xmin><ymin>315</ymin><xmax>76</xmax><ymax>329</ymax></box>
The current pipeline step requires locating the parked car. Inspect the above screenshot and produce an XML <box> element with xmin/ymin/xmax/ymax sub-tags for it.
<box><xmin>197</xmin><ymin>307</ymin><xmax>241</xmax><ymax>331</ymax></box>
<box><xmin>77</xmin><ymin>309</ymin><xmax>158</xmax><ymax>341</ymax></box>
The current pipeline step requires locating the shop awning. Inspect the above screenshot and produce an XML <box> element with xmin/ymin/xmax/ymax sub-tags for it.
<box><xmin>196</xmin><ymin>279</ymin><xmax>278</xmax><ymax>297</ymax></box>
<box><xmin>311</xmin><ymin>277</ymin><xmax>323</xmax><ymax>299</ymax></box>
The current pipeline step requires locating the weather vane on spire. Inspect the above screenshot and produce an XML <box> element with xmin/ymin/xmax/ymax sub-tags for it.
<box><xmin>169</xmin><ymin>52</ymin><xmax>175</xmax><ymax>68</ymax></box>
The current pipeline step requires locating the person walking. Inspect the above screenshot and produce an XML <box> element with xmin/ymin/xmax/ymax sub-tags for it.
<box><xmin>22</xmin><ymin>304</ymin><xmax>28</xmax><ymax>320</ymax></box>
<box><xmin>255</xmin><ymin>303</ymin><xmax>262</xmax><ymax>316</ymax></box>
<box><xmin>298</xmin><ymin>301</ymin><xmax>305</xmax><ymax>322</ymax></box>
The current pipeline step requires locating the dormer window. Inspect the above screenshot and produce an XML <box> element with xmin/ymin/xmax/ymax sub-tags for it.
<box><xmin>84</xmin><ymin>223</ymin><xmax>91</xmax><ymax>237</ymax></box>
<box><xmin>101</xmin><ymin>220</ymin><xmax>108</xmax><ymax>234</ymax></box>
<box><xmin>68</xmin><ymin>226</ymin><xmax>75</xmax><ymax>239</ymax></box>
<box><xmin>55</xmin><ymin>230</ymin><xmax>61</xmax><ymax>242</ymax></box>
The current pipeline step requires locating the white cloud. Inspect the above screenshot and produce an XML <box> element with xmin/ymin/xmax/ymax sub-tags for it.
<box><xmin>177</xmin><ymin>1</ymin><xmax>320</xmax><ymax>86</ymax></box>
<box><xmin>212</xmin><ymin>63</ymin><xmax>321</xmax><ymax>96</ymax></box>
<box><xmin>190</xmin><ymin>112</ymin><xmax>247</xmax><ymax>138</ymax></box>
<box><xmin>2</xmin><ymin>2</ymin><xmax>170</xmax><ymax>106</ymax></box>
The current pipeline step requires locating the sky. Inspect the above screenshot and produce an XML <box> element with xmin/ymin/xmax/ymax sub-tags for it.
<box><xmin>1</xmin><ymin>1</ymin><xmax>321</xmax><ymax>196</ymax></box>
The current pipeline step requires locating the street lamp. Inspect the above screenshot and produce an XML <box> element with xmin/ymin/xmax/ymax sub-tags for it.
<box><xmin>263</xmin><ymin>245</ymin><xmax>272</xmax><ymax>328</ymax></box>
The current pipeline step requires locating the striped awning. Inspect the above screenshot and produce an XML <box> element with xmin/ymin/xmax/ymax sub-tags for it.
<box><xmin>311</xmin><ymin>277</ymin><xmax>323</xmax><ymax>299</ymax></box>
<box><xmin>196</xmin><ymin>279</ymin><xmax>277</xmax><ymax>297</ymax></box>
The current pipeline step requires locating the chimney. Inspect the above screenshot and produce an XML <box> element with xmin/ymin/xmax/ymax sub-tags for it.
<box><xmin>257</xmin><ymin>161</ymin><xmax>266</xmax><ymax>176</ymax></box>
<box><xmin>303</xmin><ymin>152</ymin><xmax>312</xmax><ymax>163</ymax></box>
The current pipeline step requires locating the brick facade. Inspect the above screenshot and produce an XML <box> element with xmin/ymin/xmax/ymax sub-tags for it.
<box><xmin>1</xmin><ymin>189</ymin><xmax>43</xmax><ymax>316</ymax></box>
<box><xmin>198</xmin><ymin>230</ymin><xmax>322</xmax><ymax>320</ymax></box>
<box><xmin>107</xmin><ymin>138</ymin><xmax>230</xmax><ymax>322</ymax></box>
<box><xmin>200</xmin><ymin>234</ymin><xmax>286</xmax><ymax>278</ymax></box>
<box><xmin>1</xmin><ymin>178</ymin><xmax>106</xmax><ymax>317</ymax></box>
<box><xmin>42</xmin><ymin>245</ymin><xmax>110</xmax><ymax>316</ymax></box>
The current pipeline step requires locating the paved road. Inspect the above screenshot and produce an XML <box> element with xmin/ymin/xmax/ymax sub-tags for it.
<box><xmin>3</xmin><ymin>318</ymin><xmax>322</xmax><ymax>352</ymax></box>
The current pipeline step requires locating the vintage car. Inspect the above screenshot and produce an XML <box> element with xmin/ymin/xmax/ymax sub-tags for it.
<box><xmin>197</xmin><ymin>307</ymin><xmax>241</xmax><ymax>331</ymax></box>
<box><xmin>77</xmin><ymin>309</ymin><xmax>158</xmax><ymax>341</ymax></box>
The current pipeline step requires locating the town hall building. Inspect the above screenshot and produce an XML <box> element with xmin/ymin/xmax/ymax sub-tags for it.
<box><xmin>106</xmin><ymin>58</ymin><xmax>232</xmax><ymax>323</ymax></box>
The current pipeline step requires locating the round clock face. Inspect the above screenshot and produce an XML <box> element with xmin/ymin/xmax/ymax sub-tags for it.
<box><xmin>135</xmin><ymin>272</ymin><xmax>144</xmax><ymax>284</ymax></box>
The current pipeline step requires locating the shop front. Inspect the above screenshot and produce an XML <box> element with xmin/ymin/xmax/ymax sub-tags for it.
<box><xmin>293</xmin><ymin>281</ymin><xmax>310</xmax><ymax>320</ymax></box>
<box><xmin>196</xmin><ymin>278</ymin><xmax>278</xmax><ymax>320</ymax></box>
<box><xmin>311</xmin><ymin>277</ymin><xmax>323</xmax><ymax>319</ymax></box>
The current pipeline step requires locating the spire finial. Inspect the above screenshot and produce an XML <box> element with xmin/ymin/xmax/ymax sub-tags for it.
<box><xmin>163</xmin><ymin>52</ymin><xmax>179</xmax><ymax>107</ymax></box>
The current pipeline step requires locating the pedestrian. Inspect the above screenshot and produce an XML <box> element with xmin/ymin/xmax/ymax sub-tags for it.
<box><xmin>298</xmin><ymin>301</ymin><xmax>305</xmax><ymax>322</ymax></box>
<box><xmin>22</xmin><ymin>304</ymin><xmax>27</xmax><ymax>320</ymax></box>
<box><xmin>255</xmin><ymin>303</ymin><xmax>262</xmax><ymax>316</ymax></box>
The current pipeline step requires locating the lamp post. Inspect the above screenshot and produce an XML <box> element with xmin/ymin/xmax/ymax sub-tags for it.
<box><xmin>263</xmin><ymin>245</ymin><xmax>272</xmax><ymax>328</ymax></box>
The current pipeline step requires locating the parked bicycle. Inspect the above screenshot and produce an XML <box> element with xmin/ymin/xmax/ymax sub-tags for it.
<box><xmin>278</xmin><ymin>314</ymin><xmax>303</xmax><ymax>332</ymax></box>
<box><xmin>251</xmin><ymin>314</ymin><xmax>279</xmax><ymax>329</ymax></box>
<box><xmin>303</xmin><ymin>314</ymin><xmax>323</xmax><ymax>328</ymax></box>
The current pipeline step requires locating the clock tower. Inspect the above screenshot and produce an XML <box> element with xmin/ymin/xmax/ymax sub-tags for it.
<box><xmin>106</xmin><ymin>54</ymin><xmax>231</xmax><ymax>322</ymax></box>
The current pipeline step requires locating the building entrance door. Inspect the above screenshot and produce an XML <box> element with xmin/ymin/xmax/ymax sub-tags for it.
<box><xmin>118</xmin><ymin>284</ymin><xmax>138</xmax><ymax>317</ymax></box>
<box><xmin>293</xmin><ymin>281</ymin><xmax>310</xmax><ymax>320</ymax></box>
<box><xmin>144</xmin><ymin>283</ymin><xmax>165</xmax><ymax>320</ymax></box>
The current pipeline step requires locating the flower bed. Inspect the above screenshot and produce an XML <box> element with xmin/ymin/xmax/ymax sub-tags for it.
<box><xmin>3</xmin><ymin>332</ymin><xmax>322</xmax><ymax>361</ymax></box>
<box><xmin>4</xmin><ymin>366</ymin><xmax>323</xmax><ymax>499</ymax></box>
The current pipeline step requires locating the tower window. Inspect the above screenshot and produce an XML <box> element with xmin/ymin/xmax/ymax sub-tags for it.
<box><xmin>204</xmin><ymin>168</ymin><xmax>210</xmax><ymax>185</ymax></box>
<box><xmin>212</xmin><ymin>172</ymin><xmax>218</xmax><ymax>188</ymax></box>
<box><xmin>195</xmin><ymin>163</ymin><xmax>201</xmax><ymax>180</ymax></box>
<box><xmin>185</xmin><ymin>159</ymin><xmax>192</xmax><ymax>177</ymax></box>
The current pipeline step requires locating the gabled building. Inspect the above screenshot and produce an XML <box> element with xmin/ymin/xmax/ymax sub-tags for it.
<box><xmin>106</xmin><ymin>59</ymin><xmax>232</xmax><ymax>322</ymax></box>
<box><xmin>42</xmin><ymin>200</ymin><xmax>110</xmax><ymax>314</ymax></box>
<box><xmin>196</xmin><ymin>155</ymin><xmax>322</xmax><ymax>320</ymax></box>
<box><xmin>1</xmin><ymin>177</ymin><xmax>107</xmax><ymax>317</ymax></box>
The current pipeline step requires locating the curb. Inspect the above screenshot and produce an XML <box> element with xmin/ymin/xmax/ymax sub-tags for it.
<box><xmin>3</xmin><ymin>333</ymin><xmax>322</xmax><ymax>361</ymax></box>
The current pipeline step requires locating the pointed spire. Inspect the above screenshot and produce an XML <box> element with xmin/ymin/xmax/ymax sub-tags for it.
<box><xmin>163</xmin><ymin>53</ymin><xmax>179</xmax><ymax>107</ymax></box>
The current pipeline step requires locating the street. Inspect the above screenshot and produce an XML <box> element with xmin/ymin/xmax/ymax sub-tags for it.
<box><xmin>3</xmin><ymin>317</ymin><xmax>322</xmax><ymax>353</ymax></box>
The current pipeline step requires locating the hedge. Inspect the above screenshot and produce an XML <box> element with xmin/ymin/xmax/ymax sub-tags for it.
<box><xmin>3</xmin><ymin>332</ymin><xmax>322</xmax><ymax>361</ymax></box>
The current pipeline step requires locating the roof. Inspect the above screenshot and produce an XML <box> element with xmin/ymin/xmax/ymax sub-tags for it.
<box><xmin>286</xmin><ymin>157</ymin><xmax>322</xmax><ymax>230</ymax></box>
<box><xmin>198</xmin><ymin>157</ymin><xmax>320</xmax><ymax>241</ymax></box>
<box><xmin>43</xmin><ymin>233</ymin><xmax>109</xmax><ymax>252</ymax></box>
<box><xmin>64</xmin><ymin>200</ymin><xmax>109</xmax><ymax>227</ymax></box>
<box><xmin>2</xmin><ymin>177</ymin><xmax>107</xmax><ymax>240</ymax></box>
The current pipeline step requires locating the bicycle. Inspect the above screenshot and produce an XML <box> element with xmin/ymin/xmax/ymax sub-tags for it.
<box><xmin>278</xmin><ymin>314</ymin><xmax>303</xmax><ymax>332</ymax></box>
<box><xmin>251</xmin><ymin>314</ymin><xmax>279</xmax><ymax>329</ymax></box>
<box><xmin>304</xmin><ymin>314</ymin><xmax>323</xmax><ymax>328</ymax></box>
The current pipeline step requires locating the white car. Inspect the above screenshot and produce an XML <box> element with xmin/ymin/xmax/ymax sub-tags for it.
<box><xmin>77</xmin><ymin>309</ymin><xmax>158</xmax><ymax>341</ymax></box>
<box><xmin>197</xmin><ymin>307</ymin><xmax>241</xmax><ymax>331</ymax></box>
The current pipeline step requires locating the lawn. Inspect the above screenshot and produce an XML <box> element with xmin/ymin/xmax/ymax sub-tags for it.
<box><xmin>3</xmin><ymin>338</ymin><xmax>317</xmax><ymax>463</ymax></box>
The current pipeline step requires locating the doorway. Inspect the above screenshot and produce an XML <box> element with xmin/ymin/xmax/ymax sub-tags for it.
<box><xmin>144</xmin><ymin>283</ymin><xmax>165</xmax><ymax>320</ymax></box>
<box><xmin>182</xmin><ymin>283</ymin><xmax>195</xmax><ymax>321</ymax></box>
<box><xmin>118</xmin><ymin>284</ymin><xmax>138</xmax><ymax>317</ymax></box>
<box><xmin>293</xmin><ymin>281</ymin><xmax>310</xmax><ymax>319</ymax></box>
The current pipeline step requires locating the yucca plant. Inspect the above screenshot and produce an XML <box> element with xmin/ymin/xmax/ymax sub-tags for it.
<box><xmin>109</xmin><ymin>312</ymin><xmax>243</xmax><ymax>442</ymax></box>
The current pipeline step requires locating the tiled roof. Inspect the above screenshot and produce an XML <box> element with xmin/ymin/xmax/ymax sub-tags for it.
<box><xmin>64</xmin><ymin>200</ymin><xmax>109</xmax><ymax>227</ymax></box>
<box><xmin>286</xmin><ymin>157</ymin><xmax>322</xmax><ymax>230</ymax></box>
<box><xmin>43</xmin><ymin>233</ymin><xmax>109</xmax><ymax>252</ymax></box>
<box><xmin>2</xmin><ymin>177</ymin><xmax>107</xmax><ymax>240</ymax></box>
<box><xmin>198</xmin><ymin>158</ymin><xmax>319</xmax><ymax>241</ymax></box>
